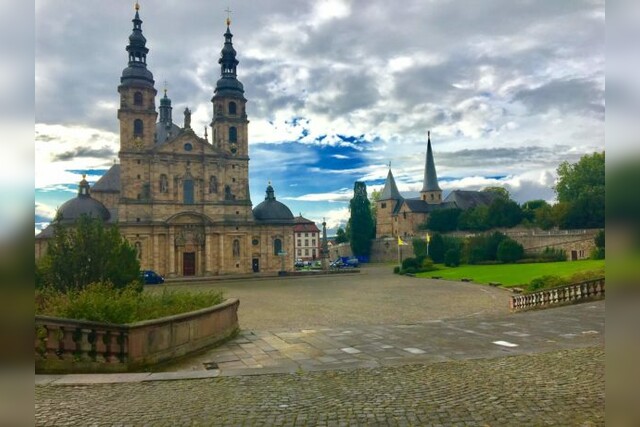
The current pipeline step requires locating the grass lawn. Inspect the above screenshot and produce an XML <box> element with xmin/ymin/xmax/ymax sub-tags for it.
<box><xmin>416</xmin><ymin>259</ymin><xmax>605</xmax><ymax>287</ymax></box>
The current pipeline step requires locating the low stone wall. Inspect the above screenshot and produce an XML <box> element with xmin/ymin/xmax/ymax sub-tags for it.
<box><xmin>510</xmin><ymin>279</ymin><xmax>604</xmax><ymax>312</ymax></box>
<box><xmin>35</xmin><ymin>298</ymin><xmax>239</xmax><ymax>374</ymax></box>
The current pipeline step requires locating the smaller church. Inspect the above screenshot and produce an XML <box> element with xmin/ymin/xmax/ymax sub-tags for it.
<box><xmin>376</xmin><ymin>132</ymin><xmax>498</xmax><ymax>238</ymax></box>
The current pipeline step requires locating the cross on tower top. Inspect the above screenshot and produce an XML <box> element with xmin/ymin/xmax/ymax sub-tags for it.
<box><xmin>225</xmin><ymin>6</ymin><xmax>232</xmax><ymax>26</ymax></box>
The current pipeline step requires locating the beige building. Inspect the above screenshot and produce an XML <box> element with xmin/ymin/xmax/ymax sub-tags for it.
<box><xmin>36</xmin><ymin>6</ymin><xmax>295</xmax><ymax>277</ymax></box>
<box><xmin>376</xmin><ymin>131</ymin><xmax>497</xmax><ymax>238</ymax></box>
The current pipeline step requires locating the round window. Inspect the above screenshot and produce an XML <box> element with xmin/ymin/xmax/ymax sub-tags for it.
<box><xmin>252</xmin><ymin>239</ymin><xmax>259</xmax><ymax>246</ymax></box>
<box><xmin>184</xmin><ymin>143</ymin><xmax>193</xmax><ymax>151</ymax></box>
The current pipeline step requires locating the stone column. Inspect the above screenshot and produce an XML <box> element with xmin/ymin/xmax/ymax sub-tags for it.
<box><xmin>168</xmin><ymin>227</ymin><xmax>176</xmax><ymax>277</ymax></box>
<box><xmin>205</xmin><ymin>229</ymin><xmax>212</xmax><ymax>276</ymax></box>
<box><xmin>219</xmin><ymin>233</ymin><xmax>225</xmax><ymax>274</ymax></box>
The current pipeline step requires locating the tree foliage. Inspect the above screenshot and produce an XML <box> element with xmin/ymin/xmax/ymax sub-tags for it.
<box><xmin>458</xmin><ymin>206</ymin><xmax>490</xmax><ymax>231</ymax></box>
<box><xmin>425</xmin><ymin>208</ymin><xmax>461</xmax><ymax>232</ymax></box>
<box><xmin>36</xmin><ymin>215</ymin><xmax>140</xmax><ymax>293</ymax></box>
<box><xmin>497</xmin><ymin>239</ymin><xmax>525</xmax><ymax>263</ymax></box>
<box><xmin>349</xmin><ymin>182</ymin><xmax>375</xmax><ymax>256</ymax></box>
<box><xmin>487</xmin><ymin>198</ymin><xmax>523</xmax><ymax>228</ymax></box>
<box><xmin>554</xmin><ymin>152</ymin><xmax>604</xmax><ymax>228</ymax></box>
<box><xmin>335</xmin><ymin>227</ymin><xmax>349</xmax><ymax>244</ymax></box>
<box><xmin>482</xmin><ymin>186</ymin><xmax>510</xmax><ymax>200</ymax></box>
<box><xmin>429</xmin><ymin>233</ymin><xmax>446</xmax><ymax>263</ymax></box>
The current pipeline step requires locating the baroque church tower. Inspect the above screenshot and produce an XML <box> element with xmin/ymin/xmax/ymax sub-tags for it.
<box><xmin>117</xmin><ymin>2</ymin><xmax>158</xmax><ymax>202</ymax></box>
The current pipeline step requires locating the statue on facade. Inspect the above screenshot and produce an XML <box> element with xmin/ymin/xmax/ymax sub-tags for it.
<box><xmin>183</xmin><ymin>107</ymin><xmax>191</xmax><ymax>129</ymax></box>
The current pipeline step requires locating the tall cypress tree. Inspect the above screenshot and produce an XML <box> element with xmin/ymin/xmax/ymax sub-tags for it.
<box><xmin>349</xmin><ymin>182</ymin><xmax>374</xmax><ymax>257</ymax></box>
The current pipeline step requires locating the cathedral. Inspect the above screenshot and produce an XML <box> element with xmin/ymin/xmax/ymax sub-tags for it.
<box><xmin>376</xmin><ymin>132</ymin><xmax>498</xmax><ymax>238</ymax></box>
<box><xmin>36</xmin><ymin>4</ymin><xmax>296</xmax><ymax>277</ymax></box>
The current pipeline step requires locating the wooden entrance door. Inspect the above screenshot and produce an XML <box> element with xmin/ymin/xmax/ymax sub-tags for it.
<box><xmin>252</xmin><ymin>258</ymin><xmax>260</xmax><ymax>273</ymax></box>
<box><xmin>183</xmin><ymin>252</ymin><xmax>196</xmax><ymax>276</ymax></box>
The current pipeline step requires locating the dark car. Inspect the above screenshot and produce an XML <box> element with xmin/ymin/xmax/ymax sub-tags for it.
<box><xmin>141</xmin><ymin>270</ymin><xmax>165</xmax><ymax>285</ymax></box>
<box><xmin>345</xmin><ymin>257</ymin><xmax>359</xmax><ymax>268</ymax></box>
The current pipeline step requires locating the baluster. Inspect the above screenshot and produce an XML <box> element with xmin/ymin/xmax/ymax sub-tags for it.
<box><xmin>45</xmin><ymin>325</ymin><xmax>61</xmax><ymax>360</ymax></box>
<box><xmin>78</xmin><ymin>328</ymin><xmax>93</xmax><ymax>362</ymax></box>
<box><xmin>106</xmin><ymin>331</ymin><xmax>120</xmax><ymax>363</ymax></box>
<box><xmin>120</xmin><ymin>331</ymin><xmax>129</xmax><ymax>364</ymax></box>
<box><xmin>94</xmin><ymin>329</ymin><xmax>107</xmax><ymax>363</ymax></box>
<box><xmin>60</xmin><ymin>326</ymin><xmax>77</xmax><ymax>361</ymax></box>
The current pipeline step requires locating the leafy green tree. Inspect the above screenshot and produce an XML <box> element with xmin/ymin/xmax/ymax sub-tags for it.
<box><xmin>482</xmin><ymin>186</ymin><xmax>510</xmax><ymax>200</ymax></box>
<box><xmin>487</xmin><ymin>197</ymin><xmax>523</xmax><ymax>228</ymax></box>
<box><xmin>497</xmin><ymin>239</ymin><xmax>524</xmax><ymax>263</ymax></box>
<box><xmin>535</xmin><ymin>204</ymin><xmax>556</xmax><ymax>230</ymax></box>
<box><xmin>429</xmin><ymin>233</ymin><xmax>446</xmax><ymax>263</ymax></box>
<box><xmin>412</xmin><ymin>237</ymin><xmax>428</xmax><ymax>259</ymax></box>
<box><xmin>335</xmin><ymin>227</ymin><xmax>349</xmax><ymax>244</ymax></box>
<box><xmin>522</xmin><ymin>199</ymin><xmax>549</xmax><ymax>223</ymax></box>
<box><xmin>37</xmin><ymin>215</ymin><xmax>140</xmax><ymax>292</ymax></box>
<box><xmin>458</xmin><ymin>206</ymin><xmax>489</xmax><ymax>231</ymax></box>
<box><xmin>485</xmin><ymin>231</ymin><xmax>508</xmax><ymax>261</ymax></box>
<box><xmin>594</xmin><ymin>230</ymin><xmax>605</xmax><ymax>248</ymax></box>
<box><xmin>425</xmin><ymin>208</ymin><xmax>461</xmax><ymax>232</ymax></box>
<box><xmin>349</xmin><ymin>182</ymin><xmax>375</xmax><ymax>256</ymax></box>
<box><xmin>369</xmin><ymin>189</ymin><xmax>381</xmax><ymax>236</ymax></box>
<box><xmin>554</xmin><ymin>152</ymin><xmax>605</xmax><ymax>228</ymax></box>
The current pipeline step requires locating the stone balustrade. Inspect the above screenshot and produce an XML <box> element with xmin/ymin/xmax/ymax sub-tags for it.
<box><xmin>35</xmin><ymin>298</ymin><xmax>239</xmax><ymax>373</ymax></box>
<box><xmin>510</xmin><ymin>278</ymin><xmax>604</xmax><ymax>311</ymax></box>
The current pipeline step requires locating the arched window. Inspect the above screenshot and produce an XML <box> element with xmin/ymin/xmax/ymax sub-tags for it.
<box><xmin>232</xmin><ymin>239</ymin><xmax>240</xmax><ymax>258</ymax></box>
<box><xmin>228</xmin><ymin>102</ymin><xmax>237</xmax><ymax>115</ymax></box>
<box><xmin>183</xmin><ymin>179</ymin><xmax>194</xmax><ymax>204</ymax></box>
<box><xmin>134</xmin><ymin>119</ymin><xmax>144</xmax><ymax>137</ymax></box>
<box><xmin>224</xmin><ymin>185</ymin><xmax>232</xmax><ymax>200</ymax></box>
<box><xmin>159</xmin><ymin>174</ymin><xmax>168</xmax><ymax>193</ymax></box>
<box><xmin>273</xmin><ymin>238</ymin><xmax>282</xmax><ymax>256</ymax></box>
<box><xmin>209</xmin><ymin>176</ymin><xmax>218</xmax><ymax>194</ymax></box>
<box><xmin>134</xmin><ymin>92</ymin><xmax>143</xmax><ymax>106</ymax></box>
<box><xmin>229</xmin><ymin>127</ymin><xmax>237</xmax><ymax>143</ymax></box>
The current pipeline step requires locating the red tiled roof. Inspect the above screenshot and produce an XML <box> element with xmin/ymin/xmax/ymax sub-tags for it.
<box><xmin>293</xmin><ymin>215</ymin><xmax>320</xmax><ymax>232</ymax></box>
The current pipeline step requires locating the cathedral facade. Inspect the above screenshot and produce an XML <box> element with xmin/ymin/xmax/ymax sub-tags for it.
<box><xmin>36</xmin><ymin>5</ymin><xmax>296</xmax><ymax>277</ymax></box>
<box><xmin>376</xmin><ymin>132</ymin><xmax>498</xmax><ymax>238</ymax></box>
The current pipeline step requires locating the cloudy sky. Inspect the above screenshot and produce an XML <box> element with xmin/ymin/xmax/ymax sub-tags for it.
<box><xmin>35</xmin><ymin>0</ymin><xmax>605</xmax><ymax>234</ymax></box>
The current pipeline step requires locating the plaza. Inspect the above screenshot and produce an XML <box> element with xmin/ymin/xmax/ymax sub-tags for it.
<box><xmin>36</xmin><ymin>265</ymin><xmax>604</xmax><ymax>426</ymax></box>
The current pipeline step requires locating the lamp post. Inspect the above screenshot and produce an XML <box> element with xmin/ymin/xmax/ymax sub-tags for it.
<box><xmin>426</xmin><ymin>233</ymin><xmax>431</xmax><ymax>258</ymax></box>
<box><xmin>321</xmin><ymin>218</ymin><xmax>329</xmax><ymax>271</ymax></box>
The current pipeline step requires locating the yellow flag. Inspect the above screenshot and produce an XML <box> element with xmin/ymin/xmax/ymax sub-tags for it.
<box><xmin>398</xmin><ymin>236</ymin><xmax>407</xmax><ymax>246</ymax></box>
<box><xmin>426</xmin><ymin>233</ymin><xmax>431</xmax><ymax>243</ymax></box>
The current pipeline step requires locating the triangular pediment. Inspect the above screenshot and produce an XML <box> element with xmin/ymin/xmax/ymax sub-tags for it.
<box><xmin>153</xmin><ymin>130</ymin><xmax>219</xmax><ymax>155</ymax></box>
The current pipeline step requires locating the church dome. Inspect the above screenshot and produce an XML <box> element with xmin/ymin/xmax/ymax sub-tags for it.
<box><xmin>57</xmin><ymin>176</ymin><xmax>111</xmax><ymax>224</ymax></box>
<box><xmin>253</xmin><ymin>184</ymin><xmax>294</xmax><ymax>223</ymax></box>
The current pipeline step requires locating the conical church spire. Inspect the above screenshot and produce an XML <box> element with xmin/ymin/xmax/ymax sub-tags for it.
<box><xmin>120</xmin><ymin>1</ymin><xmax>154</xmax><ymax>88</ymax></box>
<box><xmin>380</xmin><ymin>168</ymin><xmax>403</xmax><ymax>201</ymax></box>
<box><xmin>422</xmin><ymin>131</ymin><xmax>441</xmax><ymax>192</ymax></box>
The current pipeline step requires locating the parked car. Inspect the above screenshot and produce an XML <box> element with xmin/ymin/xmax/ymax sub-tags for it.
<box><xmin>330</xmin><ymin>258</ymin><xmax>344</xmax><ymax>268</ymax></box>
<box><xmin>345</xmin><ymin>257</ymin><xmax>359</xmax><ymax>268</ymax></box>
<box><xmin>294</xmin><ymin>259</ymin><xmax>305</xmax><ymax>268</ymax></box>
<box><xmin>141</xmin><ymin>270</ymin><xmax>165</xmax><ymax>285</ymax></box>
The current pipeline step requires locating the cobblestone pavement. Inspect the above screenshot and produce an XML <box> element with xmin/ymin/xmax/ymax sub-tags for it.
<box><xmin>36</xmin><ymin>346</ymin><xmax>604</xmax><ymax>426</ymax></box>
<box><xmin>161</xmin><ymin>300</ymin><xmax>603</xmax><ymax>373</ymax></box>
<box><xmin>156</xmin><ymin>264</ymin><xmax>511</xmax><ymax>330</ymax></box>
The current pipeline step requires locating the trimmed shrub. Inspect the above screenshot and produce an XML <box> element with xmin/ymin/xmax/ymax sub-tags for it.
<box><xmin>393</xmin><ymin>266</ymin><xmax>401</xmax><ymax>274</ymax></box>
<box><xmin>402</xmin><ymin>257</ymin><xmax>420</xmax><ymax>271</ymax></box>
<box><xmin>36</xmin><ymin>282</ymin><xmax>224</xmax><ymax>324</ymax></box>
<box><xmin>497</xmin><ymin>239</ymin><xmax>524</xmax><ymax>263</ymax></box>
<box><xmin>404</xmin><ymin>267</ymin><xmax>417</xmax><ymax>274</ymax></box>
<box><xmin>429</xmin><ymin>233</ymin><xmax>446</xmax><ymax>263</ymax></box>
<box><xmin>444</xmin><ymin>248</ymin><xmax>461</xmax><ymax>267</ymax></box>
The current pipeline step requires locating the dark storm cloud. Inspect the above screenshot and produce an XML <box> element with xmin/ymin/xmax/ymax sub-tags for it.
<box><xmin>52</xmin><ymin>146</ymin><xmax>115</xmax><ymax>162</ymax></box>
<box><xmin>513</xmin><ymin>78</ymin><xmax>604</xmax><ymax>117</ymax></box>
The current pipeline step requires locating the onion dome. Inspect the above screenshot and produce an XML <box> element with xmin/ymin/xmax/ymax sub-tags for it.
<box><xmin>120</xmin><ymin>2</ymin><xmax>154</xmax><ymax>88</ymax></box>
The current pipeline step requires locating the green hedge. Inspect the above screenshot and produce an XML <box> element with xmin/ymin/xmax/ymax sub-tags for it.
<box><xmin>36</xmin><ymin>282</ymin><xmax>224</xmax><ymax>324</ymax></box>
